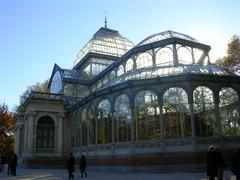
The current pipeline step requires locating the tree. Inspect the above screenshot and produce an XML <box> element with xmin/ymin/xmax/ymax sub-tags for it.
<box><xmin>216</xmin><ymin>35</ymin><xmax>240</xmax><ymax>75</ymax></box>
<box><xmin>15</xmin><ymin>79</ymin><xmax>49</xmax><ymax>114</ymax></box>
<box><xmin>0</xmin><ymin>103</ymin><xmax>14</xmax><ymax>156</ymax></box>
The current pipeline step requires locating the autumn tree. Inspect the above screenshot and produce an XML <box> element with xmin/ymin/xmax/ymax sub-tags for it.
<box><xmin>0</xmin><ymin>103</ymin><xmax>14</xmax><ymax>156</ymax></box>
<box><xmin>215</xmin><ymin>35</ymin><xmax>240</xmax><ymax>75</ymax></box>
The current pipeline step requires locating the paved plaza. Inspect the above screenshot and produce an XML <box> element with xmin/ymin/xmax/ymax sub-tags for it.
<box><xmin>0</xmin><ymin>166</ymin><xmax>235</xmax><ymax>180</ymax></box>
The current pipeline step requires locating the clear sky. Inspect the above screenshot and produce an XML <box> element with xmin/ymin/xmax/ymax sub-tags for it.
<box><xmin>1</xmin><ymin>0</ymin><xmax>240</xmax><ymax>110</ymax></box>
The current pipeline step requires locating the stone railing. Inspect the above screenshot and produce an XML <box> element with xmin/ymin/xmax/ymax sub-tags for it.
<box><xmin>28</xmin><ymin>91</ymin><xmax>64</xmax><ymax>102</ymax></box>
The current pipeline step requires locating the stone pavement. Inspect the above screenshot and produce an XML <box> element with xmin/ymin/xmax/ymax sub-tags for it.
<box><xmin>0</xmin><ymin>166</ymin><xmax>235</xmax><ymax>180</ymax></box>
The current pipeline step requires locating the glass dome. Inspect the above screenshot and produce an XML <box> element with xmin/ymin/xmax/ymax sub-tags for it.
<box><xmin>137</xmin><ymin>30</ymin><xmax>198</xmax><ymax>47</ymax></box>
<box><xmin>73</xmin><ymin>27</ymin><xmax>134</xmax><ymax>67</ymax></box>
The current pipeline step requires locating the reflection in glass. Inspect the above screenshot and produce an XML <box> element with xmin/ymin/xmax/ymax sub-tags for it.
<box><xmin>114</xmin><ymin>95</ymin><xmax>131</xmax><ymax>142</ymax></box>
<box><xmin>64</xmin><ymin>84</ymin><xmax>74</xmax><ymax>96</ymax></box>
<box><xmin>135</xmin><ymin>90</ymin><xmax>160</xmax><ymax>140</ymax></box>
<box><xmin>97</xmin><ymin>99</ymin><xmax>112</xmax><ymax>144</ymax></box>
<box><xmin>219</xmin><ymin>87</ymin><xmax>240</xmax><ymax>136</ymax></box>
<box><xmin>163</xmin><ymin>87</ymin><xmax>191</xmax><ymax>139</ymax></box>
<box><xmin>193</xmin><ymin>86</ymin><xmax>216</xmax><ymax>137</ymax></box>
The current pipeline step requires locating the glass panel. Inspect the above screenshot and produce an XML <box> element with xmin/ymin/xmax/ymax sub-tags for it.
<box><xmin>81</xmin><ymin>108</ymin><xmax>88</xmax><ymax>146</ymax></box>
<box><xmin>88</xmin><ymin>107</ymin><xmax>96</xmax><ymax>144</ymax></box>
<box><xmin>64</xmin><ymin>84</ymin><xmax>74</xmax><ymax>96</ymax></box>
<box><xmin>114</xmin><ymin>94</ymin><xmax>131</xmax><ymax>142</ymax></box>
<box><xmin>126</xmin><ymin>58</ymin><xmax>134</xmax><ymax>71</ymax></box>
<box><xmin>156</xmin><ymin>47</ymin><xmax>173</xmax><ymax>66</ymax></box>
<box><xmin>117</xmin><ymin>65</ymin><xmax>124</xmax><ymax>76</ymax></box>
<box><xmin>136</xmin><ymin>52</ymin><xmax>153</xmax><ymax>69</ymax></box>
<box><xmin>193</xmin><ymin>86</ymin><xmax>217</xmax><ymax>137</ymax></box>
<box><xmin>163</xmin><ymin>87</ymin><xmax>191</xmax><ymax>139</ymax></box>
<box><xmin>97</xmin><ymin>99</ymin><xmax>112</xmax><ymax>144</ymax></box>
<box><xmin>219</xmin><ymin>87</ymin><xmax>240</xmax><ymax>136</ymax></box>
<box><xmin>178</xmin><ymin>46</ymin><xmax>192</xmax><ymax>64</ymax></box>
<box><xmin>135</xmin><ymin>90</ymin><xmax>160</xmax><ymax>141</ymax></box>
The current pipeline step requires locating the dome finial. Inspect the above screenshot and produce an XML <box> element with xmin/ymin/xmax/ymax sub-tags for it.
<box><xmin>104</xmin><ymin>11</ymin><xmax>107</xmax><ymax>28</ymax></box>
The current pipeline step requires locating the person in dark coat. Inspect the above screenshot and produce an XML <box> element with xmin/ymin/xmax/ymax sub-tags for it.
<box><xmin>11</xmin><ymin>153</ymin><xmax>18</xmax><ymax>176</ymax></box>
<box><xmin>207</xmin><ymin>145</ymin><xmax>218</xmax><ymax>180</ymax></box>
<box><xmin>80</xmin><ymin>154</ymin><xmax>87</xmax><ymax>178</ymax></box>
<box><xmin>232</xmin><ymin>148</ymin><xmax>240</xmax><ymax>180</ymax></box>
<box><xmin>216</xmin><ymin>148</ymin><xmax>226</xmax><ymax>180</ymax></box>
<box><xmin>67</xmin><ymin>153</ymin><xmax>75</xmax><ymax>179</ymax></box>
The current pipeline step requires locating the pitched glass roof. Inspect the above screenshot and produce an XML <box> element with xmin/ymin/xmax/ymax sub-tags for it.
<box><xmin>73</xmin><ymin>27</ymin><xmax>134</xmax><ymax>67</ymax></box>
<box><xmin>137</xmin><ymin>30</ymin><xmax>198</xmax><ymax>47</ymax></box>
<box><xmin>101</xmin><ymin>64</ymin><xmax>233</xmax><ymax>89</ymax></box>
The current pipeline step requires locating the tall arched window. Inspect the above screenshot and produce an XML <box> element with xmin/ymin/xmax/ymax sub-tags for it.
<box><xmin>36</xmin><ymin>116</ymin><xmax>54</xmax><ymax>152</ymax></box>
<box><xmin>163</xmin><ymin>87</ymin><xmax>191</xmax><ymax>139</ymax></box>
<box><xmin>74</xmin><ymin>111</ymin><xmax>81</xmax><ymax>147</ymax></box>
<box><xmin>219</xmin><ymin>87</ymin><xmax>240</xmax><ymax>136</ymax></box>
<box><xmin>97</xmin><ymin>99</ymin><xmax>112</xmax><ymax>144</ymax></box>
<box><xmin>135</xmin><ymin>90</ymin><xmax>160</xmax><ymax>141</ymax></box>
<box><xmin>177</xmin><ymin>46</ymin><xmax>192</xmax><ymax>64</ymax></box>
<box><xmin>126</xmin><ymin>58</ymin><xmax>134</xmax><ymax>72</ymax></box>
<box><xmin>88</xmin><ymin>107</ymin><xmax>95</xmax><ymax>144</ymax></box>
<box><xmin>193</xmin><ymin>86</ymin><xmax>216</xmax><ymax>137</ymax></box>
<box><xmin>81</xmin><ymin>108</ymin><xmax>88</xmax><ymax>146</ymax></box>
<box><xmin>156</xmin><ymin>47</ymin><xmax>173</xmax><ymax>66</ymax></box>
<box><xmin>136</xmin><ymin>52</ymin><xmax>153</xmax><ymax>69</ymax></box>
<box><xmin>114</xmin><ymin>94</ymin><xmax>131</xmax><ymax>142</ymax></box>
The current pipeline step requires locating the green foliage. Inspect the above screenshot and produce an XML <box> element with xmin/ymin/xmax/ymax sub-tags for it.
<box><xmin>15</xmin><ymin>79</ymin><xmax>49</xmax><ymax>115</ymax></box>
<box><xmin>215</xmin><ymin>35</ymin><xmax>240</xmax><ymax>74</ymax></box>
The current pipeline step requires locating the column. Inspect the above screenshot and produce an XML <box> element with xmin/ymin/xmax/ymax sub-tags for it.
<box><xmin>14</xmin><ymin>125</ymin><xmax>21</xmax><ymax>156</ymax></box>
<box><xmin>189</xmin><ymin>98</ymin><xmax>196</xmax><ymax>151</ymax></box>
<box><xmin>130</xmin><ymin>100</ymin><xmax>135</xmax><ymax>154</ymax></box>
<box><xmin>159</xmin><ymin>102</ymin><xmax>165</xmax><ymax>152</ymax></box>
<box><xmin>27</xmin><ymin>111</ymin><xmax>35</xmax><ymax>156</ymax></box>
<box><xmin>152</xmin><ymin>49</ymin><xmax>156</xmax><ymax>66</ymax></box>
<box><xmin>173</xmin><ymin>44</ymin><xmax>178</xmax><ymax>66</ymax></box>
<box><xmin>111</xmin><ymin>108</ymin><xmax>115</xmax><ymax>155</ymax></box>
<box><xmin>214</xmin><ymin>97</ymin><xmax>223</xmax><ymax>148</ymax></box>
<box><xmin>57</xmin><ymin>114</ymin><xmax>63</xmax><ymax>155</ymax></box>
<box><xmin>23</xmin><ymin>120</ymin><xmax>28</xmax><ymax>155</ymax></box>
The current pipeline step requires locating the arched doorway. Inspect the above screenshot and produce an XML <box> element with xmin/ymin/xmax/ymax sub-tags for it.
<box><xmin>36</xmin><ymin>116</ymin><xmax>55</xmax><ymax>152</ymax></box>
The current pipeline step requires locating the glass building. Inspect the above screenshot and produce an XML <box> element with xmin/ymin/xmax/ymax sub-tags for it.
<box><xmin>15</xmin><ymin>26</ymin><xmax>240</xmax><ymax>171</ymax></box>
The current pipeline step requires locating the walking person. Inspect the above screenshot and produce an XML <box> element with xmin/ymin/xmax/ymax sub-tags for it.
<box><xmin>67</xmin><ymin>153</ymin><xmax>75</xmax><ymax>179</ymax></box>
<box><xmin>206</xmin><ymin>145</ymin><xmax>218</xmax><ymax>180</ymax></box>
<box><xmin>232</xmin><ymin>148</ymin><xmax>240</xmax><ymax>180</ymax></box>
<box><xmin>80</xmin><ymin>153</ymin><xmax>87</xmax><ymax>178</ymax></box>
<box><xmin>11</xmin><ymin>153</ymin><xmax>18</xmax><ymax>176</ymax></box>
<box><xmin>216</xmin><ymin>148</ymin><xmax>225</xmax><ymax>180</ymax></box>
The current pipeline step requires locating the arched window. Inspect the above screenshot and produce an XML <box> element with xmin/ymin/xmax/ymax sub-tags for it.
<box><xmin>163</xmin><ymin>87</ymin><xmax>191</xmax><ymax>139</ymax></box>
<box><xmin>177</xmin><ymin>46</ymin><xmax>192</xmax><ymax>64</ymax></box>
<box><xmin>126</xmin><ymin>58</ymin><xmax>134</xmax><ymax>72</ymax></box>
<box><xmin>219</xmin><ymin>87</ymin><xmax>240</xmax><ymax>136</ymax></box>
<box><xmin>76</xmin><ymin>85</ymin><xmax>89</xmax><ymax>98</ymax></box>
<box><xmin>74</xmin><ymin>111</ymin><xmax>80</xmax><ymax>147</ymax></box>
<box><xmin>117</xmin><ymin>65</ymin><xmax>124</xmax><ymax>76</ymax></box>
<box><xmin>88</xmin><ymin>107</ymin><xmax>95</xmax><ymax>144</ymax></box>
<box><xmin>81</xmin><ymin>108</ymin><xmax>88</xmax><ymax>146</ymax></box>
<box><xmin>136</xmin><ymin>52</ymin><xmax>153</xmax><ymax>69</ymax></box>
<box><xmin>64</xmin><ymin>84</ymin><xmax>74</xmax><ymax>96</ymax></box>
<box><xmin>36</xmin><ymin>116</ymin><xmax>54</xmax><ymax>151</ymax></box>
<box><xmin>110</xmin><ymin>70</ymin><xmax>116</xmax><ymax>80</ymax></box>
<box><xmin>193</xmin><ymin>86</ymin><xmax>216</xmax><ymax>137</ymax></box>
<box><xmin>97</xmin><ymin>99</ymin><xmax>112</xmax><ymax>144</ymax></box>
<box><xmin>135</xmin><ymin>90</ymin><xmax>160</xmax><ymax>141</ymax></box>
<box><xmin>156</xmin><ymin>47</ymin><xmax>173</xmax><ymax>66</ymax></box>
<box><xmin>114</xmin><ymin>94</ymin><xmax>131</xmax><ymax>142</ymax></box>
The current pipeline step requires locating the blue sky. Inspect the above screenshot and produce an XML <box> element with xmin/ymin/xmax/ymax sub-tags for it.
<box><xmin>1</xmin><ymin>0</ymin><xmax>240</xmax><ymax>110</ymax></box>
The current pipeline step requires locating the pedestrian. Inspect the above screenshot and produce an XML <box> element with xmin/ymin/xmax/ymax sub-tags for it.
<box><xmin>7</xmin><ymin>153</ymin><xmax>12</xmax><ymax>175</ymax></box>
<box><xmin>232</xmin><ymin>148</ymin><xmax>240</xmax><ymax>180</ymax></box>
<box><xmin>216</xmin><ymin>147</ymin><xmax>225</xmax><ymax>180</ymax></box>
<box><xmin>80</xmin><ymin>153</ymin><xmax>87</xmax><ymax>178</ymax></box>
<box><xmin>11</xmin><ymin>153</ymin><xmax>18</xmax><ymax>176</ymax></box>
<box><xmin>67</xmin><ymin>153</ymin><xmax>75</xmax><ymax>179</ymax></box>
<box><xmin>206</xmin><ymin>145</ymin><xmax>217</xmax><ymax>180</ymax></box>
